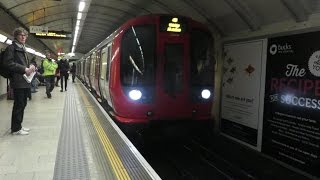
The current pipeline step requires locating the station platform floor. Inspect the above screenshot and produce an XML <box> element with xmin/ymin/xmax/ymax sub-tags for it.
<box><xmin>0</xmin><ymin>79</ymin><xmax>160</xmax><ymax>180</ymax></box>
<box><xmin>0</xmin><ymin>78</ymin><xmax>316</xmax><ymax>180</ymax></box>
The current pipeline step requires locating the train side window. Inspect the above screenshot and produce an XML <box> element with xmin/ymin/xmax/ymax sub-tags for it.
<box><xmin>100</xmin><ymin>44</ymin><xmax>112</xmax><ymax>81</ymax></box>
<box><xmin>85</xmin><ymin>56</ymin><xmax>90</xmax><ymax>78</ymax></box>
<box><xmin>106</xmin><ymin>45</ymin><xmax>111</xmax><ymax>81</ymax></box>
<box><xmin>120</xmin><ymin>25</ymin><xmax>156</xmax><ymax>86</ymax></box>
<box><xmin>91</xmin><ymin>52</ymin><xmax>96</xmax><ymax>76</ymax></box>
<box><xmin>101</xmin><ymin>47</ymin><xmax>107</xmax><ymax>80</ymax></box>
<box><xmin>190</xmin><ymin>29</ymin><xmax>214</xmax><ymax>86</ymax></box>
<box><xmin>81</xmin><ymin>61</ymin><xmax>84</xmax><ymax>77</ymax></box>
<box><xmin>95</xmin><ymin>50</ymin><xmax>100</xmax><ymax>77</ymax></box>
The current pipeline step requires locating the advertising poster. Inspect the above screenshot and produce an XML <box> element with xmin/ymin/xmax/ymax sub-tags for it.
<box><xmin>262</xmin><ymin>31</ymin><xmax>320</xmax><ymax>176</ymax></box>
<box><xmin>221</xmin><ymin>40</ymin><xmax>266</xmax><ymax>149</ymax></box>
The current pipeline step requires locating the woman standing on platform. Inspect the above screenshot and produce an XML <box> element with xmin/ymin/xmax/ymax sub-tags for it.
<box><xmin>3</xmin><ymin>27</ymin><xmax>36</xmax><ymax>135</ymax></box>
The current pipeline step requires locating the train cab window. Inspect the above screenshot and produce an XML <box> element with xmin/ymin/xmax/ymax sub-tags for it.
<box><xmin>120</xmin><ymin>25</ymin><xmax>156</xmax><ymax>86</ymax></box>
<box><xmin>164</xmin><ymin>44</ymin><xmax>183</xmax><ymax>95</ymax></box>
<box><xmin>190</xmin><ymin>29</ymin><xmax>214</xmax><ymax>86</ymax></box>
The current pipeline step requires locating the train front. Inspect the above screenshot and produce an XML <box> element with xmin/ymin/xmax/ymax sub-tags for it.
<box><xmin>111</xmin><ymin>15</ymin><xmax>215</xmax><ymax>133</ymax></box>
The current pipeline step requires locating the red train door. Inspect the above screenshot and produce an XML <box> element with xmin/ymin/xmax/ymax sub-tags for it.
<box><xmin>156</xmin><ymin>35</ymin><xmax>191</xmax><ymax>119</ymax></box>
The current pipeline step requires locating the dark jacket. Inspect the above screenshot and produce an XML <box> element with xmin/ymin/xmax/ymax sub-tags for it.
<box><xmin>3</xmin><ymin>41</ymin><xmax>30</xmax><ymax>89</ymax></box>
<box><xmin>70</xmin><ymin>64</ymin><xmax>76</xmax><ymax>74</ymax></box>
<box><xmin>30</xmin><ymin>57</ymin><xmax>37</xmax><ymax>68</ymax></box>
<box><xmin>58</xmin><ymin>59</ymin><xmax>70</xmax><ymax>74</ymax></box>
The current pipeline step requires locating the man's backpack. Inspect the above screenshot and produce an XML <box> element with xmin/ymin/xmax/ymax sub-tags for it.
<box><xmin>0</xmin><ymin>49</ymin><xmax>12</xmax><ymax>78</ymax></box>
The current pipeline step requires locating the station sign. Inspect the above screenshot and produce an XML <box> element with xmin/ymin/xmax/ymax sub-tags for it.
<box><xmin>29</xmin><ymin>26</ymin><xmax>48</xmax><ymax>34</ymax></box>
<box><xmin>33</xmin><ymin>30</ymin><xmax>72</xmax><ymax>39</ymax></box>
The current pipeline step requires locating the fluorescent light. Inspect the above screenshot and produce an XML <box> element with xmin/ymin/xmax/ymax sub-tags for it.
<box><xmin>5</xmin><ymin>39</ymin><xmax>12</xmax><ymax>45</ymax></box>
<box><xmin>77</xmin><ymin>12</ymin><xmax>82</xmax><ymax>20</ymax></box>
<box><xmin>72</xmin><ymin>0</ymin><xmax>91</xmax><ymax>53</ymax></box>
<box><xmin>0</xmin><ymin>34</ymin><xmax>7</xmax><ymax>43</ymax></box>
<box><xmin>73</xmin><ymin>37</ymin><xmax>77</xmax><ymax>45</ymax></box>
<box><xmin>35</xmin><ymin>52</ymin><xmax>42</xmax><ymax>56</ymax></box>
<box><xmin>79</xmin><ymin>2</ymin><xmax>85</xmax><ymax>12</ymax></box>
<box><xmin>26</xmin><ymin>47</ymin><xmax>36</xmax><ymax>54</ymax></box>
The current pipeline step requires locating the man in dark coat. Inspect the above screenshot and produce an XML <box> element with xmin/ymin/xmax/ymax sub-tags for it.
<box><xmin>3</xmin><ymin>27</ymin><xmax>36</xmax><ymax>135</ymax></box>
<box><xmin>58</xmin><ymin>58</ymin><xmax>70</xmax><ymax>92</ymax></box>
<box><xmin>30</xmin><ymin>56</ymin><xmax>38</xmax><ymax>94</ymax></box>
<box><xmin>70</xmin><ymin>63</ymin><xmax>76</xmax><ymax>83</ymax></box>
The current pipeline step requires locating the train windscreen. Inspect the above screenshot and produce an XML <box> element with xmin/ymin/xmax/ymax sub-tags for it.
<box><xmin>190</xmin><ymin>29</ymin><xmax>214</xmax><ymax>86</ymax></box>
<box><xmin>120</xmin><ymin>25</ymin><xmax>156</xmax><ymax>86</ymax></box>
<box><xmin>164</xmin><ymin>44</ymin><xmax>184</xmax><ymax>95</ymax></box>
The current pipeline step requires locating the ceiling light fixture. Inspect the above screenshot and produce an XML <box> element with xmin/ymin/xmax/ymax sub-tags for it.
<box><xmin>79</xmin><ymin>2</ymin><xmax>85</xmax><ymax>12</ymax></box>
<box><xmin>0</xmin><ymin>33</ymin><xmax>7</xmax><ymax>43</ymax></box>
<box><xmin>71</xmin><ymin>0</ymin><xmax>92</xmax><ymax>53</ymax></box>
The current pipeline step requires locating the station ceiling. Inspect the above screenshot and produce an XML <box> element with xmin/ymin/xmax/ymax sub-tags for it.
<box><xmin>0</xmin><ymin>0</ymin><xmax>319</xmax><ymax>56</ymax></box>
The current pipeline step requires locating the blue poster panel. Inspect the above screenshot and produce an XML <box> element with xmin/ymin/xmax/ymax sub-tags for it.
<box><xmin>263</xmin><ymin>31</ymin><xmax>320</xmax><ymax>177</ymax></box>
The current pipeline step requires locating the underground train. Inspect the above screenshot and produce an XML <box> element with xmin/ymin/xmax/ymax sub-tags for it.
<box><xmin>76</xmin><ymin>14</ymin><xmax>215</xmax><ymax>134</ymax></box>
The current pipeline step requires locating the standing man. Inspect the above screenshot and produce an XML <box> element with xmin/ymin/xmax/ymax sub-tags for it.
<box><xmin>3</xmin><ymin>27</ymin><xmax>35</xmax><ymax>135</ymax></box>
<box><xmin>42</xmin><ymin>51</ymin><xmax>58</xmax><ymax>98</ymax></box>
<box><xmin>58</xmin><ymin>58</ymin><xmax>70</xmax><ymax>92</ymax></box>
<box><xmin>70</xmin><ymin>62</ymin><xmax>76</xmax><ymax>83</ymax></box>
<box><xmin>54</xmin><ymin>59</ymin><xmax>60</xmax><ymax>87</ymax></box>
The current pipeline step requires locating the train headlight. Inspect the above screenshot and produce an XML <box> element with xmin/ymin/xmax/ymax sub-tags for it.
<box><xmin>201</xmin><ymin>89</ymin><xmax>211</xmax><ymax>99</ymax></box>
<box><xmin>129</xmin><ymin>89</ymin><xmax>142</xmax><ymax>100</ymax></box>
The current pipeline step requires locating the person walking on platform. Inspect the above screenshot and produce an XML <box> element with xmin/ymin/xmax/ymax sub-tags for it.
<box><xmin>54</xmin><ymin>59</ymin><xmax>60</xmax><ymax>87</ymax></box>
<box><xmin>42</xmin><ymin>51</ymin><xmax>58</xmax><ymax>98</ymax></box>
<box><xmin>70</xmin><ymin>62</ymin><xmax>76</xmax><ymax>83</ymax></box>
<box><xmin>30</xmin><ymin>56</ymin><xmax>38</xmax><ymax>94</ymax></box>
<box><xmin>58</xmin><ymin>58</ymin><xmax>70</xmax><ymax>92</ymax></box>
<box><xmin>3</xmin><ymin>27</ymin><xmax>36</xmax><ymax>135</ymax></box>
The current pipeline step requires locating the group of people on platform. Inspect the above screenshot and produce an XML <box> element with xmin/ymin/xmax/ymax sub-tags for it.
<box><xmin>2</xmin><ymin>27</ymin><xmax>76</xmax><ymax>135</ymax></box>
<box><xmin>37</xmin><ymin>51</ymin><xmax>77</xmax><ymax>98</ymax></box>
<box><xmin>41</xmin><ymin>51</ymin><xmax>75</xmax><ymax>98</ymax></box>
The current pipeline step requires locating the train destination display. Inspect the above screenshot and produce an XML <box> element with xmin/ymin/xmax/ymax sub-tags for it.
<box><xmin>33</xmin><ymin>30</ymin><xmax>72</xmax><ymax>39</ymax></box>
<box><xmin>159</xmin><ymin>16</ymin><xmax>187</xmax><ymax>33</ymax></box>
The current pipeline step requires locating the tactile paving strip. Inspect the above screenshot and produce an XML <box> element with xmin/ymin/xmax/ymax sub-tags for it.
<box><xmin>78</xmin><ymin>99</ymin><xmax>116</xmax><ymax>179</ymax></box>
<box><xmin>53</xmin><ymin>91</ymin><xmax>90</xmax><ymax>180</ymax></box>
<box><xmin>80</xmin><ymin>85</ymin><xmax>154</xmax><ymax>180</ymax></box>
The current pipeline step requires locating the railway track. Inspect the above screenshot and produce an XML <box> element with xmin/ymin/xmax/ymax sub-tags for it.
<box><xmin>136</xmin><ymin>133</ymin><xmax>256</xmax><ymax>180</ymax></box>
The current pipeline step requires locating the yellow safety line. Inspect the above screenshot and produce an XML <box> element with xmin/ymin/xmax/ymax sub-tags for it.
<box><xmin>78</xmin><ymin>86</ymin><xmax>131</xmax><ymax>180</ymax></box>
